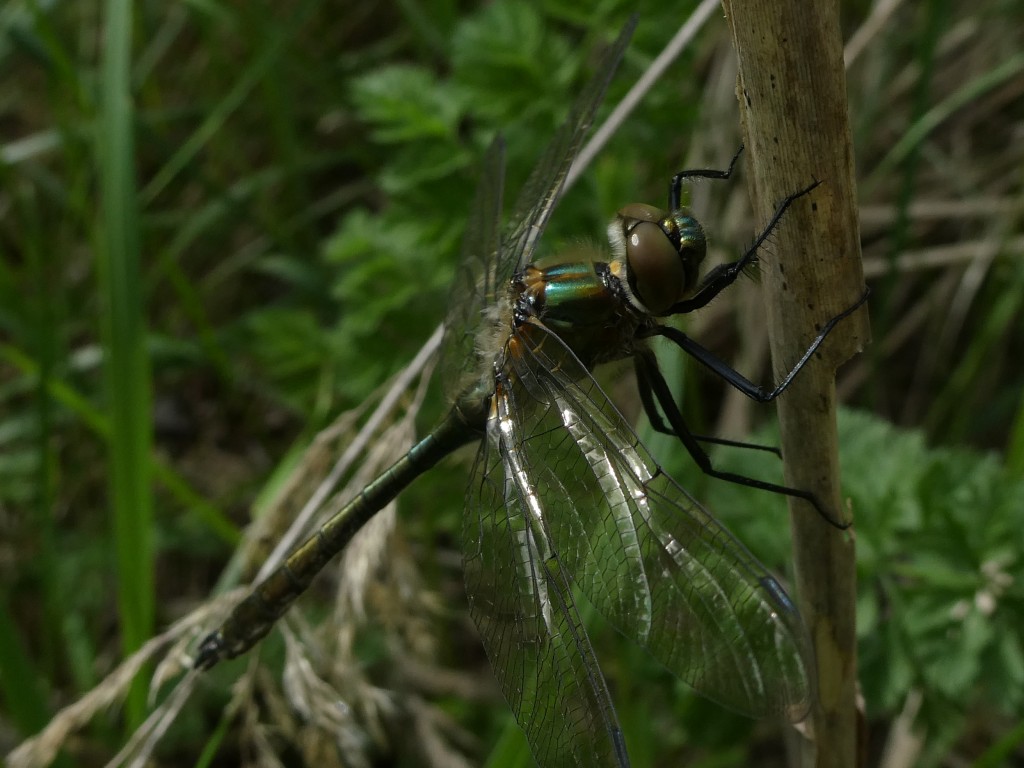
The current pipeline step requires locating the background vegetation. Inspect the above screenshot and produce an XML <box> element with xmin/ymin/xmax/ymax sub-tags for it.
<box><xmin>1</xmin><ymin>0</ymin><xmax>1022</xmax><ymax>766</ymax></box>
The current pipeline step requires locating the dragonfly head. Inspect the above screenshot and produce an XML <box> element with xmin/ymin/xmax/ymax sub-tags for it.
<box><xmin>613</xmin><ymin>203</ymin><xmax>706</xmax><ymax>315</ymax></box>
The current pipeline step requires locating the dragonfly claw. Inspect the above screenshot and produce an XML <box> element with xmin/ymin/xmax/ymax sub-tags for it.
<box><xmin>194</xmin><ymin>631</ymin><xmax>225</xmax><ymax>671</ymax></box>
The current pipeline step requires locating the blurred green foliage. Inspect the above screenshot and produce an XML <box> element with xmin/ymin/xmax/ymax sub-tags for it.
<box><xmin>2</xmin><ymin>0</ymin><xmax>1023</xmax><ymax>765</ymax></box>
<box><xmin>705</xmin><ymin>409</ymin><xmax>1024</xmax><ymax>766</ymax></box>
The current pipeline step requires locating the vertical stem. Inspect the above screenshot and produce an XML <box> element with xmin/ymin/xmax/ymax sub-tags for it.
<box><xmin>98</xmin><ymin>0</ymin><xmax>153</xmax><ymax>726</ymax></box>
<box><xmin>720</xmin><ymin>2</ymin><xmax>870</xmax><ymax>767</ymax></box>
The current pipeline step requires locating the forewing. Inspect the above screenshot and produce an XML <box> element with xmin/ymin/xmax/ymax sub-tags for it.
<box><xmin>506</xmin><ymin>321</ymin><xmax>813</xmax><ymax>720</ymax></box>
<box><xmin>463</xmin><ymin>378</ymin><xmax>629</xmax><ymax>768</ymax></box>
<box><xmin>441</xmin><ymin>18</ymin><xmax>637</xmax><ymax>401</ymax></box>
<box><xmin>439</xmin><ymin>137</ymin><xmax>506</xmax><ymax>402</ymax></box>
<box><xmin>503</xmin><ymin>17</ymin><xmax>637</xmax><ymax>272</ymax></box>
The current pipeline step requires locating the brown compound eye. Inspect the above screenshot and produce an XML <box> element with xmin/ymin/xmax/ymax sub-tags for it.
<box><xmin>618</xmin><ymin>204</ymin><xmax>706</xmax><ymax>314</ymax></box>
<box><xmin>624</xmin><ymin>219</ymin><xmax>685</xmax><ymax>314</ymax></box>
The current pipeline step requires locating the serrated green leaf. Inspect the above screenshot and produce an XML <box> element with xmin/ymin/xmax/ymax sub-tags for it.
<box><xmin>350</xmin><ymin>64</ymin><xmax>464</xmax><ymax>143</ymax></box>
<box><xmin>452</xmin><ymin>2</ymin><xmax>574</xmax><ymax>122</ymax></box>
<box><xmin>377</xmin><ymin>142</ymin><xmax>474</xmax><ymax>195</ymax></box>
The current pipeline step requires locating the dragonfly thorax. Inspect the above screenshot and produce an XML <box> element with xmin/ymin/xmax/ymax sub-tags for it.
<box><xmin>510</xmin><ymin>257</ymin><xmax>644</xmax><ymax>371</ymax></box>
<box><xmin>611</xmin><ymin>203</ymin><xmax>706</xmax><ymax>315</ymax></box>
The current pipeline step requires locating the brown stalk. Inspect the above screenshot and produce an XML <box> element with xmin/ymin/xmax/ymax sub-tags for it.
<box><xmin>720</xmin><ymin>2</ymin><xmax>871</xmax><ymax>767</ymax></box>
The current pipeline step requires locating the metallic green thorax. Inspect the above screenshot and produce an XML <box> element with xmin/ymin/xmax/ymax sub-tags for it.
<box><xmin>513</xmin><ymin>258</ymin><xmax>643</xmax><ymax>370</ymax></box>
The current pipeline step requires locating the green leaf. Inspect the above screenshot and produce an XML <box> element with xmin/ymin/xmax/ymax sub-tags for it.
<box><xmin>350</xmin><ymin>65</ymin><xmax>464</xmax><ymax>143</ymax></box>
<box><xmin>452</xmin><ymin>2</ymin><xmax>574</xmax><ymax>122</ymax></box>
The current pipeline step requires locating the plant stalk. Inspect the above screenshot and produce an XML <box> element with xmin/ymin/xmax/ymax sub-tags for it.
<box><xmin>721</xmin><ymin>1</ymin><xmax>871</xmax><ymax>766</ymax></box>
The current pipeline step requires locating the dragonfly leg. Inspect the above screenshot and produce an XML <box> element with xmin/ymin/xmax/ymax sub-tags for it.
<box><xmin>633</xmin><ymin>348</ymin><xmax>848</xmax><ymax>529</ymax></box>
<box><xmin>668</xmin><ymin>145</ymin><xmax>744</xmax><ymax>210</ymax></box>
<box><xmin>633</xmin><ymin>354</ymin><xmax>781</xmax><ymax>457</ymax></box>
<box><xmin>645</xmin><ymin>288</ymin><xmax>869</xmax><ymax>403</ymax></box>
<box><xmin>661</xmin><ymin>180</ymin><xmax>823</xmax><ymax>317</ymax></box>
<box><xmin>687</xmin><ymin>434</ymin><xmax>782</xmax><ymax>457</ymax></box>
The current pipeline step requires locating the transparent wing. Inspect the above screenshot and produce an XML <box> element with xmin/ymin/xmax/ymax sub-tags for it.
<box><xmin>503</xmin><ymin>17</ymin><xmax>636</xmax><ymax>271</ymax></box>
<box><xmin>439</xmin><ymin>17</ymin><xmax>637</xmax><ymax>401</ymax></box>
<box><xmin>439</xmin><ymin>137</ymin><xmax>506</xmax><ymax>401</ymax></box>
<box><xmin>503</xmin><ymin>321</ymin><xmax>813</xmax><ymax>720</ymax></box>
<box><xmin>463</xmin><ymin>378</ymin><xmax>629</xmax><ymax>768</ymax></box>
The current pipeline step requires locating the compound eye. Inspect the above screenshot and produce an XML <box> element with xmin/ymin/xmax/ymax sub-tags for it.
<box><xmin>624</xmin><ymin>220</ymin><xmax>686</xmax><ymax>314</ymax></box>
<box><xmin>618</xmin><ymin>203</ymin><xmax>664</xmax><ymax>223</ymax></box>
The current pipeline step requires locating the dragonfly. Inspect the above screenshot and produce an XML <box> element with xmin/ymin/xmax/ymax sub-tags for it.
<box><xmin>197</xmin><ymin>17</ymin><xmax>866</xmax><ymax>767</ymax></box>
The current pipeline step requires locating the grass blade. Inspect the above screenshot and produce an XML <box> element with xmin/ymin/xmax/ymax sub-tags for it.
<box><xmin>96</xmin><ymin>0</ymin><xmax>154</xmax><ymax>728</ymax></box>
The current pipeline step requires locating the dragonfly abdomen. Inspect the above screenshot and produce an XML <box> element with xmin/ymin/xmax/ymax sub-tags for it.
<box><xmin>195</xmin><ymin>394</ymin><xmax>488</xmax><ymax>669</ymax></box>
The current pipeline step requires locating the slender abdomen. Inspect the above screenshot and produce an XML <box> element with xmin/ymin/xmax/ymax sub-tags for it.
<box><xmin>196</xmin><ymin>394</ymin><xmax>488</xmax><ymax>669</ymax></box>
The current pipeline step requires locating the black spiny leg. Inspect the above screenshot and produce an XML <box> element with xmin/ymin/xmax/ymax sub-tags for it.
<box><xmin>633</xmin><ymin>348</ymin><xmax>848</xmax><ymax>528</ymax></box>
<box><xmin>633</xmin><ymin>353</ymin><xmax>781</xmax><ymax>458</ymax></box>
<box><xmin>660</xmin><ymin>181</ymin><xmax>823</xmax><ymax>318</ymax></box>
<box><xmin>642</xmin><ymin>289</ymin><xmax>869</xmax><ymax>404</ymax></box>
<box><xmin>668</xmin><ymin>145</ymin><xmax>744</xmax><ymax>210</ymax></box>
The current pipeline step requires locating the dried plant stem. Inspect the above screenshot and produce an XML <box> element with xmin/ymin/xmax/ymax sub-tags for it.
<box><xmin>721</xmin><ymin>2</ymin><xmax>870</xmax><ymax>767</ymax></box>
